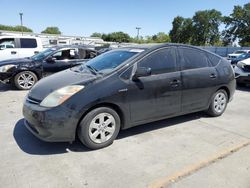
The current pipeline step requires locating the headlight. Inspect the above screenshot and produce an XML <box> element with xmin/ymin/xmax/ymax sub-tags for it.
<box><xmin>237</xmin><ymin>61</ymin><xmax>246</xmax><ymax>69</ymax></box>
<box><xmin>0</xmin><ymin>64</ymin><xmax>16</xmax><ymax>72</ymax></box>
<box><xmin>40</xmin><ymin>85</ymin><xmax>84</xmax><ymax>107</ymax></box>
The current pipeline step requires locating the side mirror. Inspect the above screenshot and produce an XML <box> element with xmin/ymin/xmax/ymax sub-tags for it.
<box><xmin>46</xmin><ymin>57</ymin><xmax>56</xmax><ymax>63</ymax></box>
<box><xmin>133</xmin><ymin>67</ymin><xmax>151</xmax><ymax>80</ymax></box>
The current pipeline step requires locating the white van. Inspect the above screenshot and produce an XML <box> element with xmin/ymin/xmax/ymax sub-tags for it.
<box><xmin>0</xmin><ymin>36</ymin><xmax>43</xmax><ymax>61</ymax></box>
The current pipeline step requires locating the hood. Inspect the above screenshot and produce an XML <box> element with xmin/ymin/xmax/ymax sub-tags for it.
<box><xmin>239</xmin><ymin>58</ymin><xmax>250</xmax><ymax>65</ymax></box>
<box><xmin>0</xmin><ymin>57</ymin><xmax>33</xmax><ymax>66</ymax></box>
<box><xmin>28</xmin><ymin>68</ymin><xmax>98</xmax><ymax>101</ymax></box>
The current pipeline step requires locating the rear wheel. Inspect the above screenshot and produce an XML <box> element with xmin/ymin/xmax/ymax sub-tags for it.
<box><xmin>14</xmin><ymin>71</ymin><xmax>38</xmax><ymax>90</ymax></box>
<box><xmin>206</xmin><ymin>89</ymin><xmax>228</xmax><ymax>117</ymax></box>
<box><xmin>78</xmin><ymin>107</ymin><xmax>120</xmax><ymax>149</ymax></box>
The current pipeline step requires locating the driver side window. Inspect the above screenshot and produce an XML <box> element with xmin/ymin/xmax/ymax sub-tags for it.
<box><xmin>52</xmin><ymin>49</ymin><xmax>78</xmax><ymax>60</ymax></box>
<box><xmin>138</xmin><ymin>48</ymin><xmax>176</xmax><ymax>75</ymax></box>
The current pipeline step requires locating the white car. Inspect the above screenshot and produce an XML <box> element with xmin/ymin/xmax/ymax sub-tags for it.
<box><xmin>234</xmin><ymin>58</ymin><xmax>250</xmax><ymax>86</ymax></box>
<box><xmin>227</xmin><ymin>50</ymin><xmax>250</xmax><ymax>61</ymax></box>
<box><xmin>0</xmin><ymin>36</ymin><xmax>43</xmax><ymax>61</ymax></box>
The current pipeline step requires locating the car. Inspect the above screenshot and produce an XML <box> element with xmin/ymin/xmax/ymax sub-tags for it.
<box><xmin>234</xmin><ymin>58</ymin><xmax>250</xmax><ymax>86</ymax></box>
<box><xmin>0</xmin><ymin>36</ymin><xmax>43</xmax><ymax>61</ymax></box>
<box><xmin>231</xmin><ymin>53</ymin><xmax>250</xmax><ymax>65</ymax></box>
<box><xmin>23</xmin><ymin>43</ymin><xmax>236</xmax><ymax>150</ymax></box>
<box><xmin>227</xmin><ymin>50</ymin><xmax>250</xmax><ymax>61</ymax></box>
<box><xmin>0</xmin><ymin>45</ymin><xmax>98</xmax><ymax>90</ymax></box>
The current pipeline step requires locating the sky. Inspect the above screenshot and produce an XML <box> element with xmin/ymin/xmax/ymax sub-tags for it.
<box><xmin>1</xmin><ymin>0</ymin><xmax>249</xmax><ymax>37</ymax></box>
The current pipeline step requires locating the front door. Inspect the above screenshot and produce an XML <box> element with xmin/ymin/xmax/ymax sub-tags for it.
<box><xmin>127</xmin><ymin>47</ymin><xmax>182</xmax><ymax>123</ymax></box>
<box><xmin>43</xmin><ymin>48</ymin><xmax>76</xmax><ymax>76</ymax></box>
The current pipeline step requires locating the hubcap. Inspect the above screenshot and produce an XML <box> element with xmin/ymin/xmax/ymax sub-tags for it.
<box><xmin>214</xmin><ymin>92</ymin><xmax>226</xmax><ymax>113</ymax></box>
<box><xmin>17</xmin><ymin>73</ymin><xmax>35</xmax><ymax>89</ymax></box>
<box><xmin>89</xmin><ymin>113</ymin><xmax>116</xmax><ymax>144</ymax></box>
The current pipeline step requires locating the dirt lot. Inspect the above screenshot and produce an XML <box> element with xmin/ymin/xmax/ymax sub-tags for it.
<box><xmin>0</xmin><ymin>83</ymin><xmax>250</xmax><ymax>188</ymax></box>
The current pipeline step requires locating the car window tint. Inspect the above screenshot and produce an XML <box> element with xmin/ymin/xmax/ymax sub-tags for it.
<box><xmin>179</xmin><ymin>48</ymin><xmax>210</xmax><ymax>70</ymax></box>
<box><xmin>206</xmin><ymin>53</ymin><xmax>221</xmax><ymax>66</ymax></box>
<box><xmin>20</xmin><ymin>38</ymin><xmax>37</xmax><ymax>48</ymax></box>
<box><xmin>138</xmin><ymin>48</ymin><xmax>176</xmax><ymax>75</ymax></box>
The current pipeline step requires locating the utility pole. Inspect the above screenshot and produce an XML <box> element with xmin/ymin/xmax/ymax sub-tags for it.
<box><xmin>19</xmin><ymin>13</ymin><xmax>23</xmax><ymax>35</ymax></box>
<box><xmin>136</xmin><ymin>27</ymin><xmax>141</xmax><ymax>40</ymax></box>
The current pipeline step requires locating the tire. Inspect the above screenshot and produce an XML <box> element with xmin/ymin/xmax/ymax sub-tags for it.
<box><xmin>14</xmin><ymin>71</ymin><xmax>38</xmax><ymax>90</ymax></box>
<box><xmin>206</xmin><ymin>89</ymin><xmax>228</xmax><ymax>117</ymax></box>
<box><xmin>77</xmin><ymin>107</ymin><xmax>121</xmax><ymax>150</ymax></box>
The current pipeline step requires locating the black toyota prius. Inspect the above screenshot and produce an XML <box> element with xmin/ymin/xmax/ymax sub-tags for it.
<box><xmin>23</xmin><ymin>43</ymin><xmax>236</xmax><ymax>149</ymax></box>
<box><xmin>0</xmin><ymin>45</ymin><xmax>98</xmax><ymax>90</ymax></box>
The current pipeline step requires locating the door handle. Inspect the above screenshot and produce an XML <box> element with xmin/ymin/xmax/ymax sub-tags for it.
<box><xmin>170</xmin><ymin>79</ymin><xmax>181</xmax><ymax>87</ymax></box>
<box><xmin>210</xmin><ymin>73</ymin><xmax>217</xmax><ymax>79</ymax></box>
<box><xmin>11</xmin><ymin>51</ymin><xmax>17</xmax><ymax>55</ymax></box>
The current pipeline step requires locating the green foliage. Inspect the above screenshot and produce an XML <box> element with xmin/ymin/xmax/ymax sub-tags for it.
<box><xmin>169</xmin><ymin>10</ymin><xmax>222</xmax><ymax>46</ymax></box>
<box><xmin>90</xmin><ymin>32</ymin><xmax>102</xmax><ymax>38</ymax></box>
<box><xmin>191</xmin><ymin>9</ymin><xmax>222</xmax><ymax>46</ymax></box>
<box><xmin>0</xmin><ymin>24</ymin><xmax>33</xmax><ymax>32</ymax></box>
<box><xmin>101</xmin><ymin>32</ymin><xmax>131</xmax><ymax>42</ymax></box>
<box><xmin>223</xmin><ymin>3</ymin><xmax>250</xmax><ymax>46</ymax></box>
<box><xmin>41</xmin><ymin>27</ymin><xmax>61</xmax><ymax>34</ymax></box>
<box><xmin>169</xmin><ymin>16</ymin><xmax>193</xmax><ymax>44</ymax></box>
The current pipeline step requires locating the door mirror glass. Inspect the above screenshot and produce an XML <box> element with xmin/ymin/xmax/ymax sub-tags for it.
<box><xmin>133</xmin><ymin>67</ymin><xmax>151</xmax><ymax>80</ymax></box>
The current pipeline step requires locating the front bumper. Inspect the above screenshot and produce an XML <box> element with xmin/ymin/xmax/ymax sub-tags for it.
<box><xmin>23</xmin><ymin>97</ymin><xmax>80</xmax><ymax>142</ymax></box>
<box><xmin>0</xmin><ymin>72</ymin><xmax>12</xmax><ymax>83</ymax></box>
<box><xmin>234</xmin><ymin>66</ymin><xmax>250</xmax><ymax>84</ymax></box>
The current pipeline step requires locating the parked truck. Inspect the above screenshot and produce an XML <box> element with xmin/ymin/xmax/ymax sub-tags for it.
<box><xmin>0</xmin><ymin>35</ymin><xmax>43</xmax><ymax>61</ymax></box>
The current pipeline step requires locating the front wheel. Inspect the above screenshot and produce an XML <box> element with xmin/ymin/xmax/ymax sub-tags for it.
<box><xmin>206</xmin><ymin>89</ymin><xmax>228</xmax><ymax>117</ymax></box>
<box><xmin>77</xmin><ymin>107</ymin><xmax>121</xmax><ymax>149</ymax></box>
<box><xmin>14</xmin><ymin>71</ymin><xmax>38</xmax><ymax>90</ymax></box>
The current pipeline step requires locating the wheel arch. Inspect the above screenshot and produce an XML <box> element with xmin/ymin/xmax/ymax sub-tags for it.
<box><xmin>76</xmin><ymin>102</ymin><xmax>126</xmax><ymax>135</ymax></box>
<box><xmin>217</xmin><ymin>86</ymin><xmax>230</xmax><ymax>100</ymax></box>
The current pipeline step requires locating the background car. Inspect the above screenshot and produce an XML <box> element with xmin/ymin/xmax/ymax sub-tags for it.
<box><xmin>23</xmin><ymin>43</ymin><xmax>235</xmax><ymax>149</ymax></box>
<box><xmin>231</xmin><ymin>53</ymin><xmax>250</xmax><ymax>65</ymax></box>
<box><xmin>227</xmin><ymin>50</ymin><xmax>250</xmax><ymax>61</ymax></box>
<box><xmin>0</xmin><ymin>45</ymin><xmax>98</xmax><ymax>90</ymax></box>
<box><xmin>234</xmin><ymin>58</ymin><xmax>250</xmax><ymax>86</ymax></box>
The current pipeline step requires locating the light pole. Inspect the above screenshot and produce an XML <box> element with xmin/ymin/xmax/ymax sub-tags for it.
<box><xmin>136</xmin><ymin>27</ymin><xmax>141</xmax><ymax>40</ymax></box>
<box><xmin>19</xmin><ymin>13</ymin><xmax>23</xmax><ymax>35</ymax></box>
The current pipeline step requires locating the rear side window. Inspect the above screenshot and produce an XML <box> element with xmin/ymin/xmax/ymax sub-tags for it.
<box><xmin>179</xmin><ymin>48</ymin><xmax>210</xmax><ymax>70</ymax></box>
<box><xmin>138</xmin><ymin>48</ymin><xmax>176</xmax><ymax>74</ymax></box>
<box><xmin>206</xmin><ymin>53</ymin><xmax>221</xmax><ymax>66</ymax></box>
<box><xmin>20</xmin><ymin>38</ymin><xmax>37</xmax><ymax>48</ymax></box>
<box><xmin>0</xmin><ymin>38</ymin><xmax>16</xmax><ymax>48</ymax></box>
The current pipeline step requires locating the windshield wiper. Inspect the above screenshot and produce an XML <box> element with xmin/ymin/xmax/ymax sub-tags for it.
<box><xmin>86</xmin><ymin>65</ymin><xmax>98</xmax><ymax>75</ymax></box>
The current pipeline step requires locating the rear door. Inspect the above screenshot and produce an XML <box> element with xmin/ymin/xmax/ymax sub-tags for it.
<box><xmin>178</xmin><ymin>47</ymin><xmax>218</xmax><ymax>112</ymax></box>
<box><xmin>18</xmin><ymin>38</ymin><xmax>39</xmax><ymax>58</ymax></box>
<box><xmin>127</xmin><ymin>47</ymin><xmax>182</xmax><ymax>123</ymax></box>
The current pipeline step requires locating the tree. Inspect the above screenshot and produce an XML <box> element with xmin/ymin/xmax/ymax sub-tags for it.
<box><xmin>191</xmin><ymin>9</ymin><xmax>222</xmax><ymax>46</ymax></box>
<box><xmin>0</xmin><ymin>24</ymin><xmax>33</xmax><ymax>32</ymax></box>
<box><xmin>101</xmin><ymin>32</ymin><xmax>131</xmax><ymax>42</ymax></box>
<box><xmin>169</xmin><ymin>16</ymin><xmax>193</xmax><ymax>44</ymax></box>
<box><xmin>223</xmin><ymin>3</ymin><xmax>250</xmax><ymax>46</ymax></box>
<box><xmin>41</xmin><ymin>27</ymin><xmax>61</xmax><ymax>34</ymax></box>
<box><xmin>90</xmin><ymin>32</ymin><xmax>102</xmax><ymax>38</ymax></box>
<box><xmin>153</xmin><ymin>32</ymin><xmax>171</xmax><ymax>43</ymax></box>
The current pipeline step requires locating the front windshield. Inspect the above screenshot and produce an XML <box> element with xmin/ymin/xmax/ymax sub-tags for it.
<box><xmin>78</xmin><ymin>50</ymin><xmax>140</xmax><ymax>74</ymax></box>
<box><xmin>234</xmin><ymin>50</ymin><xmax>246</xmax><ymax>54</ymax></box>
<box><xmin>238</xmin><ymin>54</ymin><xmax>246</xmax><ymax>59</ymax></box>
<box><xmin>31</xmin><ymin>48</ymin><xmax>56</xmax><ymax>61</ymax></box>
